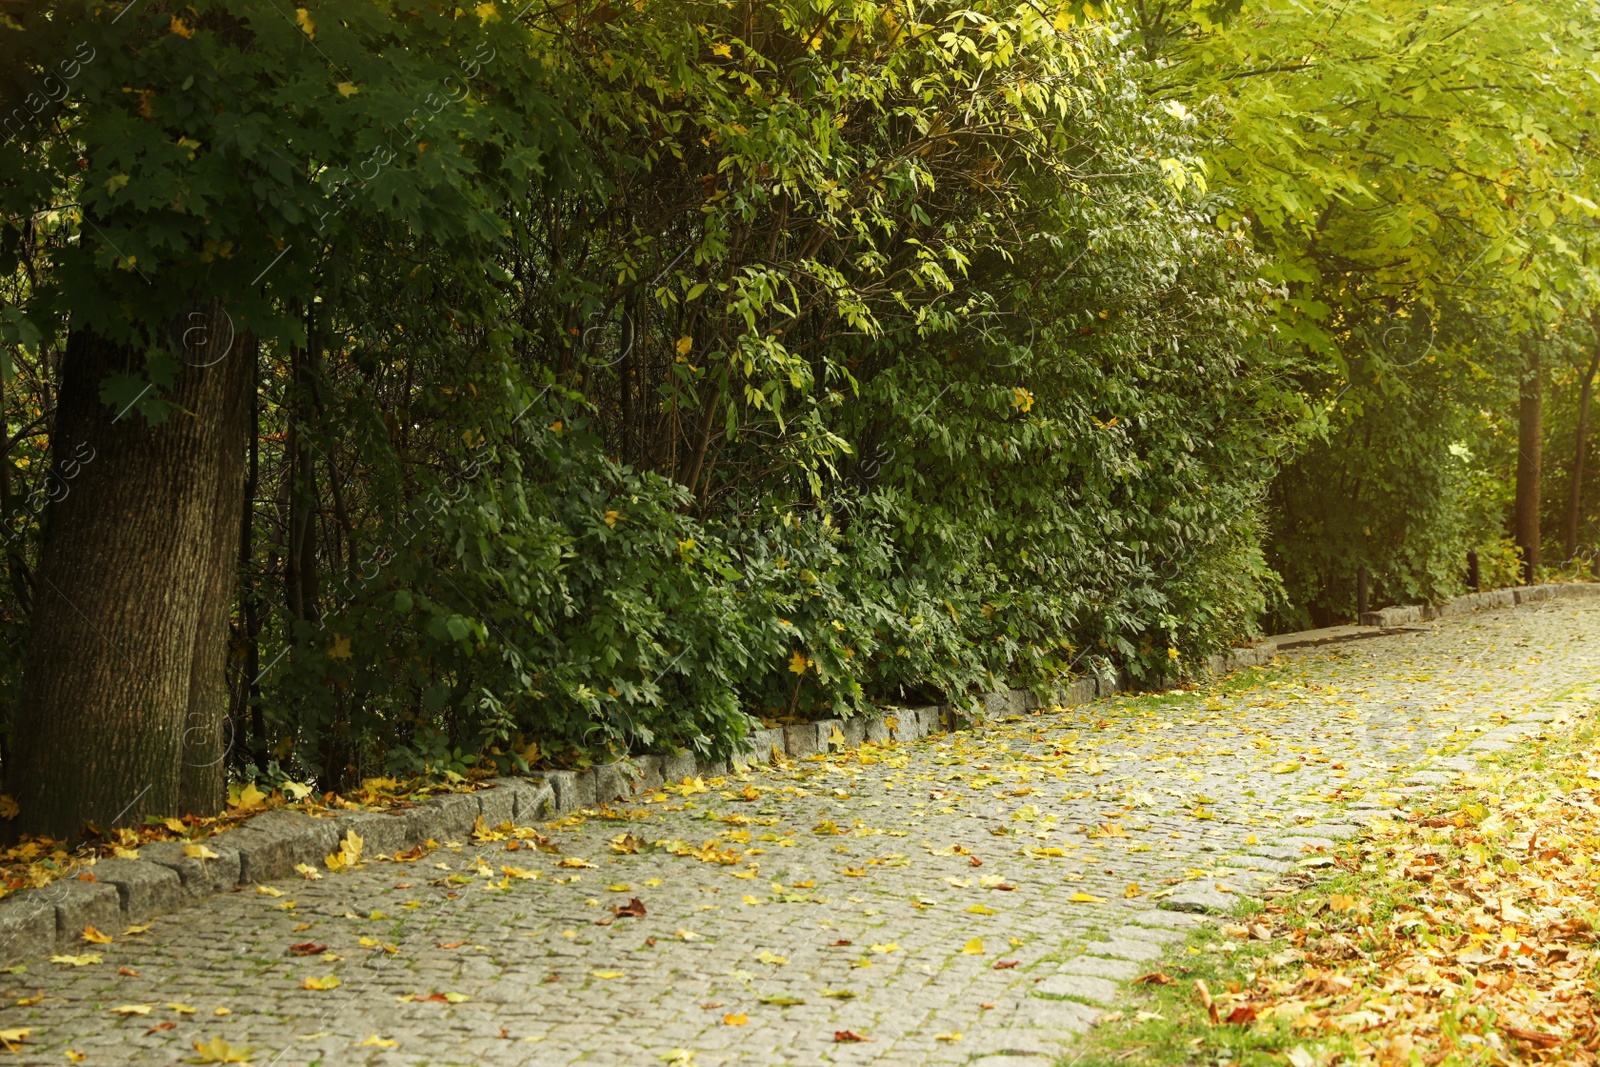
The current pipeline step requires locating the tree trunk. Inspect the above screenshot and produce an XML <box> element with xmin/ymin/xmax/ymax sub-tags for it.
<box><xmin>8</xmin><ymin>307</ymin><xmax>253</xmax><ymax>836</ymax></box>
<box><xmin>1564</xmin><ymin>319</ymin><xmax>1600</xmax><ymax>562</ymax></box>
<box><xmin>1515</xmin><ymin>341</ymin><xmax>1543</xmax><ymax>584</ymax></box>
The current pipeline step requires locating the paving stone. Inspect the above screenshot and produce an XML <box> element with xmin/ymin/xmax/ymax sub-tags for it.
<box><xmin>662</xmin><ymin>752</ymin><xmax>697</xmax><ymax>782</ymax></box>
<box><xmin>784</xmin><ymin>722</ymin><xmax>826</xmax><ymax>758</ymax></box>
<box><xmin>87</xmin><ymin>858</ymin><xmax>183</xmax><ymax>920</ymax></box>
<box><xmin>1034</xmin><ymin>974</ymin><xmax>1118</xmax><ymax>1003</ymax></box>
<box><xmin>42</xmin><ymin>878</ymin><xmax>120</xmax><ymax>942</ymax></box>
<box><xmin>593</xmin><ymin>762</ymin><xmax>631</xmax><ymax>803</ymax></box>
<box><xmin>222</xmin><ymin>808</ymin><xmax>339</xmax><ymax>883</ymax></box>
<box><xmin>1109</xmin><ymin>924</ymin><xmax>1186</xmax><ymax>943</ymax></box>
<box><xmin>546</xmin><ymin>770</ymin><xmax>596</xmax><ymax>813</ymax></box>
<box><xmin>1158</xmin><ymin>888</ymin><xmax>1237</xmax><ymax>915</ymax></box>
<box><xmin>636</xmin><ymin>755</ymin><xmax>665</xmax><ymax>791</ymax></box>
<box><xmin>0</xmin><ymin>892</ymin><xmax>57</xmax><ymax>965</ymax></box>
<box><xmin>1010</xmin><ymin>996</ymin><xmax>1099</xmax><ymax>1032</ymax></box>
<box><xmin>139</xmin><ymin>839</ymin><xmax>241</xmax><ymax>898</ymax></box>
<box><xmin>327</xmin><ymin>807</ymin><xmax>413</xmax><ymax>857</ymax></box>
<box><xmin>1079</xmin><ymin>936</ymin><xmax>1168</xmax><ymax>961</ymax></box>
<box><xmin>1057</xmin><ymin>955</ymin><xmax>1145</xmax><ymax>981</ymax></box>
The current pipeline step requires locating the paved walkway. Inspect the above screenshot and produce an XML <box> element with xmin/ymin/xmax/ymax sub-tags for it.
<box><xmin>6</xmin><ymin>601</ymin><xmax>1599</xmax><ymax>1066</ymax></box>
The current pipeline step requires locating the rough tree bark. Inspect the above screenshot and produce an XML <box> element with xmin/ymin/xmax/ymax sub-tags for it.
<box><xmin>9</xmin><ymin>305</ymin><xmax>253</xmax><ymax>836</ymax></box>
<box><xmin>1515</xmin><ymin>340</ymin><xmax>1543</xmax><ymax>585</ymax></box>
<box><xmin>1564</xmin><ymin>317</ymin><xmax>1600</xmax><ymax>562</ymax></box>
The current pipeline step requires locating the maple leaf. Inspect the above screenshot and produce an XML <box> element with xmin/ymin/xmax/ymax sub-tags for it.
<box><xmin>186</xmin><ymin>1037</ymin><xmax>254</xmax><ymax>1064</ymax></box>
<box><xmin>81</xmin><ymin>925</ymin><xmax>112</xmax><ymax>944</ymax></box>
<box><xmin>300</xmin><ymin>975</ymin><xmax>340</xmax><ymax>991</ymax></box>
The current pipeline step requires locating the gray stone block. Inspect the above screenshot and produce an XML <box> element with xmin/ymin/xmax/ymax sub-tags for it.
<box><xmin>739</xmin><ymin>728</ymin><xmax>785</xmax><ymax>764</ymax></box>
<box><xmin>887</xmin><ymin>709</ymin><xmax>921</xmax><ymax>742</ymax></box>
<box><xmin>1081</xmin><ymin>937</ymin><xmax>1166</xmax><ymax>961</ymax></box>
<box><xmin>471</xmin><ymin>782</ymin><xmax>518</xmax><ymax>830</ymax></box>
<box><xmin>327</xmin><ymin>808</ymin><xmax>411</xmax><ymax>856</ymax></box>
<box><xmin>43</xmin><ymin>878</ymin><xmax>121</xmax><ymax>943</ymax></box>
<box><xmin>1065</xmin><ymin>678</ymin><xmax>1097</xmax><ymax>705</ymax></box>
<box><xmin>592</xmin><ymin>762</ymin><xmax>630</xmax><ymax>804</ymax></box>
<box><xmin>476</xmin><ymin>777</ymin><xmax>547</xmax><ymax>823</ymax></box>
<box><xmin>784</xmin><ymin>722</ymin><xmax>824</xmax><ymax>758</ymax></box>
<box><xmin>0</xmin><ymin>892</ymin><xmax>58</xmax><ymax>965</ymax></box>
<box><xmin>634</xmin><ymin>755</ymin><xmax>664</xmax><ymax>793</ymax></box>
<box><xmin>138</xmin><ymin>840</ymin><xmax>241</xmax><ymax>898</ymax></box>
<box><xmin>1125</xmin><ymin>908</ymin><xmax>1210</xmax><ymax>929</ymax></box>
<box><xmin>661</xmin><ymin>752</ymin><xmax>696</xmax><ymax>783</ymax></box>
<box><xmin>1035</xmin><ymin>973</ymin><xmax>1119</xmax><ymax>1004</ymax></box>
<box><xmin>517</xmin><ymin>779</ymin><xmax>556</xmax><ymax>820</ymax></box>
<box><xmin>1011</xmin><ymin>996</ymin><xmax>1099</xmax><ymax>1032</ymax></box>
<box><xmin>1110</xmin><ymin>923</ymin><xmax>1186</xmax><ymax>943</ymax></box>
<box><xmin>1094</xmin><ymin>670</ymin><xmax>1123</xmax><ymax>698</ymax></box>
<box><xmin>545</xmin><ymin>771</ymin><xmax>592</xmax><ymax>814</ymax></box>
<box><xmin>1058</xmin><ymin>955</ymin><xmax>1143</xmax><ymax>981</ymax></box>
<box><xmin>698</xmin><ymin>760</ymin><xmax>728</xmax><ymax>779</ymax></box>
<box><xmin>227</xmin><ymin>809</ymin><xmax>338</xmax><ymax>883</ymax></box>
<box><xmin>818</xmin><ymin>719</ymin><xmax>846</xmax><ymax>749</ymax></box>
<box><xmin>864</xmin><ymin>714</ymin><xmax>892</xmax><ymax>744</ymax></box>
<box><xmin>88</xmin><ymin>858</ymin><xmax>182</xmax><ymax>921</ymax></box>
<box><xmin>400</xmin><ymin>792</ymin><xmax>476</xmax><ymax>844</ymax></box>
<box><xmin>1158</xmin><ymin>887</ymin><xmax>1236</xmax><ymax>915</ymax></box>
<box><xmin>839</xmin><ymin>717</ymin><xmax>866</xmax><ymax>749</ymax></box>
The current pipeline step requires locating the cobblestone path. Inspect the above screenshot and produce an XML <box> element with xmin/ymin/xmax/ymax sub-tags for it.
<box><xmin>7</xmin><ymin>600</ymin><xmax>1600</xmax><ymax>1066</ymax></box>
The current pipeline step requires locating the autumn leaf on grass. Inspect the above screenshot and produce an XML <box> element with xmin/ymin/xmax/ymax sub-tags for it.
<box><xmin>184</xmin><ymin>844</ymin><xmax>221</xmax><ymax>860</ymax></box>
<box><xmin>613</xmin><ymin>898</ymin><xmax>647</xmax><ymax>918</ymax></box>
<box><xmin>1067</xmin><ymin>892</ymin><xmax>1106</xmax><ymax>903</ymax></box>
<box><xmin>557</xmin><ymin>857</ymin><xmax>597</xmax><ymax>869</ymax></box>
<box><xmin>51</xmin><ymin>954</ymin><xmax>101</xmax><ymax>967</ymax></box>
<box><xmin>0</xmin><ymin>1029</ymin><xmax>27</xmax><ymax>1052</ymax></box>
<box><xmin>961</xmin><ymin>938</ymin><xmax>985</xmax><ymax>955</ymax></box>
<box><xmin>591</xmin><ymin>971</ymin><xmax>625</xmax><ymax>980</ymax></box>
<box><xmin>820</xmin><ymin>989</ymin><xmax>856</xmax><ymax>999</ymax></box>
<box><xmin>81</xmin><ymin>925</ymin><xmax>113</xmax><ymax>944</ymax></box>
<box><xmin>1124</xmin><ymin>883</ymin><xmax>1143</xmax><ymax>898</ymax></box>
<box><xmin>358</xmin><ymin>1035</ymin><xmax>398</xmax><ymax>1048</ymax></box>
<box><xmin>301</xmin><ymin>975</ymin><xmax>340</xmax><ymax>991</ymax></box>
<box><xmin>288</xmin><ymin>943</ymin><xmax>328</xmax><ymax>957</ymax></box>
<box><xmin>110</xmin><ymin>1004</ymin><xmax>153</xmax><ymax>1016</ymax></box>
<box><xmin>254</xmin><ymin>885</ymin><xmax>284</xmax><ymax>897</ymax></box>
<box><xmin>758</xmin><ymin>994</ymin><xmax>804</xmax><ymax>1006</ymax></box>
<box><xmin>934</xmin><ymin>1032</ymin><xmax>962</xmax><ymax>1042</ymax></box>
<box><xmin>722</xmin><ymin>1013</ymin><xmax>747</xmax><ymax>1026</ymax></box>
<box><xmin>868</xmin><ymin>942</ymin><xmax>899</xmax><ymax>953</ymax></box>
<box><xmin>186</xmin><ymin>1037</ymin><xmax>254</xmax><ymax>1064</ymax></box>
<box><xmin>967</xmin><ymin>904</ymin><xmax>997</xmax><ymax>915</ymax></box>
<box><xmin>1133</xmin><ymin>972</ymin><xmax>1175</xmax><ymax>985</ymax></box>
<box><xmin>834</xmin><ymin>1030</ymin><xmax>871</xmax><ymax>1042</ymax></box>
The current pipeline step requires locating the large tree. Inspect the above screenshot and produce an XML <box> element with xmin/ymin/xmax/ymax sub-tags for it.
<box><xmin>0</xmin><ymin>0</ymin><xmax>565</xmax><ymax>835</ymax></box>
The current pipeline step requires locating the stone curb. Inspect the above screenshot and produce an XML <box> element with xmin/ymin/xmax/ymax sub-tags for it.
<box><xmin>0</xmin><ymin>776</ymin><xmax>553</xmax><ymax>967</ymax></box>
<box><xmin>1360</xmin><ymin>580</ymin><xmax>1599</xmax><ymax>628</ymax></box>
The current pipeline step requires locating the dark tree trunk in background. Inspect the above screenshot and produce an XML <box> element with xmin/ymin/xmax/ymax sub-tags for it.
<box><xmin>8</xmin><ymin>307</ymin><xmax>253</xmax><ymax>837</ymax></box>
<box><xmin>1565</xmin><ymin>318</ymin><xmax>1600</xmax><ymax>562</ymax></box>
<box><xmin>1515</xmin><ymin>341</ymin><xmax>1543</xmax><ymax>585</ymax></box>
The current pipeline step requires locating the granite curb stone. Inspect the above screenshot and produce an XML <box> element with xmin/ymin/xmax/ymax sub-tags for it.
<box><xmin>85</xmin><ymin>858</ymin><xmax>182</xmax><ymax>921</ymax></box>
